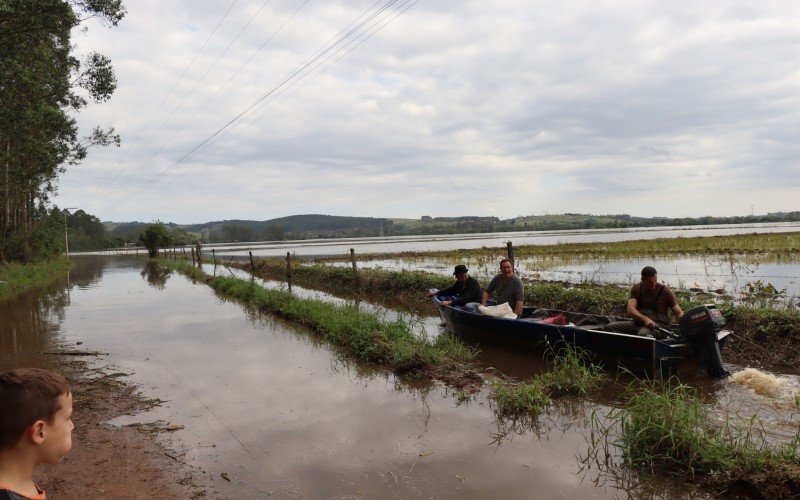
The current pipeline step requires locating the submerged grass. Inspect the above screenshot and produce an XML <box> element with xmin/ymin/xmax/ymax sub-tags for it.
<box><xmin>0</xmin><ymin>258</ymin><xmax>71</xmax><ymax>304</ymax></box>
<box><xmin>170</xmin><ymin>261</ymin><xmax>476</xmax><ymax>375</ymax></box>
<box><xmin>492</xmin><ymin>344</ymin><xmax>606</xmax><ymax>415</ymax></box>
<box><xmin>589</xmin><ymin>378</ymin><xmax>800</xmax><ymax>482</ymax></box>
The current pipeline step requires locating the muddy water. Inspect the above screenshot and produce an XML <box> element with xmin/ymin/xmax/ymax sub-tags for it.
<box><xmin>2</xmin><ymin>256</ymin><xmax>797</xmax><ymax>498</ymax></box>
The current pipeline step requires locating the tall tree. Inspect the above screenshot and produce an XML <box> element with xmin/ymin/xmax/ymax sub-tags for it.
<box><xmin>0</xmin><ymin>0</ymin><xmax>125</xmax><ymax>261</ymax></box>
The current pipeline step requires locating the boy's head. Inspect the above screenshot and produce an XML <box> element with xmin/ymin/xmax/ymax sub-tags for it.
<box><xmin>0</xmin><ymin>368</ymin><xmax>74</xmax><ymax>463</ymax></box>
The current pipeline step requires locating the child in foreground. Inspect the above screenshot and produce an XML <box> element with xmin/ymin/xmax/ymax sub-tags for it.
<box><xmin>0</xmin><ymin>368</ymin><xmax>74</xmax><ymax>500</ymax></box>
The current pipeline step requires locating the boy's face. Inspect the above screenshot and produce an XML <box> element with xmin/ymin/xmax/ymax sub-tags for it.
<box><xmin>39</xmin><ymin>392</ymin><xmax>74</xmax><ymax>464</ymax></box>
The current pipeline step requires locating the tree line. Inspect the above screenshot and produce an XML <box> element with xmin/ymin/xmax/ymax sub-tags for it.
<box><xmin>0</xmin><ymin>0</ymin><xmax>125</xmax><ymax>262</ymax></box>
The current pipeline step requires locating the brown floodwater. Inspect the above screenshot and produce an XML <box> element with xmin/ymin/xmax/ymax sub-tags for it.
<box><xmin>2</xmin><ymin>256</ymin><xmax>798</xmax><ymax>498</ymax></box>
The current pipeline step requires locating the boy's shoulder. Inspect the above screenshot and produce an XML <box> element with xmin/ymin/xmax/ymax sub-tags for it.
<box><xmin>0</xmin><ymin>489</ymin><xmax>28</xmax><ymax>500</ymax></box>
<box><xmin>0</xmin><ymin>484</ymin><xmax>46</xmax><ymax>500</ymax></box>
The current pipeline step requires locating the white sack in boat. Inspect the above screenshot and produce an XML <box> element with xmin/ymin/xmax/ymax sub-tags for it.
<box><xmin>478</xmin><ymin>303</ymin><xmax>517</xmax><ymax>319</ymax></box>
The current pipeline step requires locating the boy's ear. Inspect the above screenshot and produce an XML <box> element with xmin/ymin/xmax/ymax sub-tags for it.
<box><xmin>29</xmin><ymin>420</ymin><xmax>46</xmax><ymax>445</ymax></box>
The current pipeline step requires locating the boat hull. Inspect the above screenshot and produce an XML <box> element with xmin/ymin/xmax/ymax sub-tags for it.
<box><xmin>434</xmin><ymin>298</ymin><xmax>730</xmax><ymax>376</ymax></box>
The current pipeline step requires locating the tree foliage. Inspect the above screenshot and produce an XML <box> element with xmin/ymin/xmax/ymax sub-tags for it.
<box><xmin>0</xmin><ymin>0</ymin><xmax>125</xmax><ymax>262</ymax></box>
<box><xmin>139</xmin><ymin>222</ymin><xmax>171</xmax><ymax>258</ymax></box>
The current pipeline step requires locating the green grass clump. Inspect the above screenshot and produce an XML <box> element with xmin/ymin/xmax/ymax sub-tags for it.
<box><xmin>169</xmin><ymin>262</ymin><xmax>476</xmax><ymax>375</ymax></box>
<box><xmin>0</xmin><ymin>258</ymin><xmax>71</xmax><ymax>304</ymax></box>
<box><xmin>491</xmin><ymin>378</ymin><xmax>551</xmax><ymax>415</ymax></box>
<box><xmin>599</xmin><ymin>379</ymin><xmax>800</xmax><ymax>478</ymax></box>
<box><xmin>539</xmin><ymin>344</ymin><xmax>606</xmax><ymax>396</ymax></box>
<box><xmin>492</xmin><ymin>345</ymin><xmax>606</xmax><ymax>415</ymax></box>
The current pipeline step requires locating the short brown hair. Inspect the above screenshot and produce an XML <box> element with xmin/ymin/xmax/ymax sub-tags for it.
<box><xmin>500</xmin><ymin>258</ymin><xmax>513</xmax><ymax>267</ymax></box>
<box><xmin>0</xmin><ymin>368</ymin><xmax>70</xmax><ymax>451</ymax></box>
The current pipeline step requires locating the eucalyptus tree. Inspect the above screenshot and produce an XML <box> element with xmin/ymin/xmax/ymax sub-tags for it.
<box><xmin>0</xmin><ymin>0</ymin><xmax>125</xmax><ymax>261</ymax></box>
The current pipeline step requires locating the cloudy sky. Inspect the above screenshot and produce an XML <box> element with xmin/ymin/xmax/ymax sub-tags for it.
<box><xmin>56</xmin><ymin>0</ymin><xmax>800</xmax><ymax>223</ymax></box>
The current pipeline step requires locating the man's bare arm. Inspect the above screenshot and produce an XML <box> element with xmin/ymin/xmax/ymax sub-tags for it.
<box><xmin>627</xmin><ymin>298</ymin><xmax>656</xmax><ymax>328</ymax></box>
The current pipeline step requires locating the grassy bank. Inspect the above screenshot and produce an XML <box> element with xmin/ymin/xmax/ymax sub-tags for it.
<box><xmin>170</xmin><ymin>261</ymin><xmax>475</xmax><ymax>376</ymax></box>
<box><xmin>588</xmin><ymin>379</ymin><xmax>800</xmax><ymax>493</ymax></box>
<box><xmin>0</xmin><ymin>258</ymin><xmax>71</xmax><ymax>304</ymax></box>
<box><xmin>230</xmin><ymin>258</ymin><xmax>453</xmax><ymax>308</ymax></box>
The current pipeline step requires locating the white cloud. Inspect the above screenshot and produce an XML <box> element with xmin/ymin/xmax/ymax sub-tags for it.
<box><xmin>56</xmin><ymin>0</ymin><xmax>800</xmax><ymax>222</ymax></box>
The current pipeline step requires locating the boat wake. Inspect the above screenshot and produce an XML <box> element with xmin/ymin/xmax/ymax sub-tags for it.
<box><xmin>729</xmin><ymin>367</ymin><xmax>798</xmax><ymax>401</ymax></box>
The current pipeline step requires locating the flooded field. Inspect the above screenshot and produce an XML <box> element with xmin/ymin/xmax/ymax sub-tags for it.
<box><xmin>2</xmin><ymin>256</ymin><xmax>798</xmax><ymax>498</ymax></box>
<box><xmin>94</xmin><ymin>221</ymin><xmax>800</xmax><ymax>259</ymax></box>
<box><xmin>328</xmin><ymin>253</ymin><xmax>800</xmax><ymax>302</ymax></box>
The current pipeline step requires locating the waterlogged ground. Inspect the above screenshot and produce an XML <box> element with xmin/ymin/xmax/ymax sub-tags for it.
<box><xmin>2</xmin><ymin>256</ymin><xmax>799</xmax><ymax>498</ymax></box>
<box><xmin>94</xmin><ymin>221</ymin><xmax>800</xmax><ymax>259</ymax></box>
<box><xmin>324</xmin><ymin>253</ymin><xmax>800</xmax><ymax>303</ymax></box>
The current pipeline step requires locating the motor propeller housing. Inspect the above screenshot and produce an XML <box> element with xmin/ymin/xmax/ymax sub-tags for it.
<box><xmin>678</xmin><ymin>304</ymin><xmax>730</xmax><ymax>378</ymax></box>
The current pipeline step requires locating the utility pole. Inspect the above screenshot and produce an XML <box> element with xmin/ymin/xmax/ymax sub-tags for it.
<box><xmin>64</xmin><ymin>207</ymin><xmax>77</xmax><ymax>261</ymax></box>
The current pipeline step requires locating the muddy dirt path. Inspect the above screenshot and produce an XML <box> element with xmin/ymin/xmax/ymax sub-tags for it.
<box><xmin>0</xmin><ymin>271</ymin><xmax>209</xmax><ymax>498</ymax></box>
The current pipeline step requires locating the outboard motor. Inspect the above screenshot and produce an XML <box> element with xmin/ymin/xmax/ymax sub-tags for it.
<box><xmin>679</xmin><ymin>305</ymin><xmax>730</xmax><ymax>378</ymax></box>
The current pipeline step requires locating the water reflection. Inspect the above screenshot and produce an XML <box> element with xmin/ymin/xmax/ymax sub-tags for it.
<box><xmin>140</xmin><ymin>261</ymin><xmax>173</xmax><ymax>290</ymax></box>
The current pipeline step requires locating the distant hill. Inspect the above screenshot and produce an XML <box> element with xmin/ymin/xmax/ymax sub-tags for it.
<box><xmin>101</xmin><ymin>211</ymin><xmax>800</xmax><ymax>245</ymax></box>
<box><xmin>184</xmin><ymin>214</ymin><xmax>392</xmax><ymax>234</ymax></box>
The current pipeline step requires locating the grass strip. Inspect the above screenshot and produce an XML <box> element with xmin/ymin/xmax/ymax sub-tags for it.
<box><xmin>0</xmin><ymin>258</ymin><xmax>71</xmax><ymax>304</ymax></box>
<box><xmin>590</xmin><ymin>379</ymin><xmax>800</xmax><ymax>482</ymax></box>
<box><xmin>170</xmin><ymin>261</ymin><xmax>476</xmax><ymax>375</ymax></box>
<box><xmin>492</xmin><ymin>344</ymin><xmax>606</xmax><ymax>415</ymax></box>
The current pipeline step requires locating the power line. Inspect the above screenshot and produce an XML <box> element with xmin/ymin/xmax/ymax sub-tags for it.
<box><xmin>97</xmin><ymin>0</ymin><xmax>309</xmax><ymax>204</ymax></box>
<box><xmin>104</xmin><ymin>0</ymin><xmax>415</xmax><ymax>214</ymax></box>
<box><xmin>203</xmin><ymin>0</ymin><xmax>419</xmax><ymax>163</ymax></box>
<box><xmin>98</xmin><ymin>0</ymin><xmax>240</xmax><ymax>190</ymax></box>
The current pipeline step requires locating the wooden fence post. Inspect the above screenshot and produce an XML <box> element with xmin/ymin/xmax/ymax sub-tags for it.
<box><xmin>350</xmin><ymin>248</ymin><xmax>359</xmax><ymax>289</ymax></box>
<box><xmin>212</xmin><ymin>249</ymin><xmax>217</xmax><ymax>266</ymax></box>
<box><xmin>191</xmin><ymin>247</ymin><xmax>196</xmax><ymax>265</ymax></box>
<box><xmin>506</xmin><ymin>241</ymin><xmax>515</xmax><ymax>268</ymax></box>
<box><xmin>249</xmin><ymin>251</ymin><xmax>256</xmax><ymax>277</ymax></box>
<box><xmin>286</xmin><ymin>252</ymin><xmax>292</xmax><ymax>291</ymax></box>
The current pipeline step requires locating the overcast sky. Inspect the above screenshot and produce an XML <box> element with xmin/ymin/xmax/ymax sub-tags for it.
<box><xmin>55</xmin><ymin>0</ymin><xmax>800</xmax><ymax>223</ymax></box>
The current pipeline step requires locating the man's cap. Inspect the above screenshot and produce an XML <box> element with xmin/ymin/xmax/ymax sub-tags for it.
<box><xmin>453</xmin><ymin>264</ymin><xmax>468</xmax><ymax>276</ymax></box>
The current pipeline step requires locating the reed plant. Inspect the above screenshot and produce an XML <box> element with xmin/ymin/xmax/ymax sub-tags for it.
<box><xmin>539</xmin><ymin>343</ymin><xmax>607</xmax><ymax>396</ymax></box>
<box><xmin>589</xmin><ymin>378</ymin><xmax>800</xmax><ymax>479</ymax></box>
<box><xmin>492</xmin><ymin>344</ymin><xmax>606</xmax><ymax>415</ymax></box>
<box><xmin>0</xmin><ymin>258</ymin><xmax>71</xmax><ymax>303</ymax></box>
